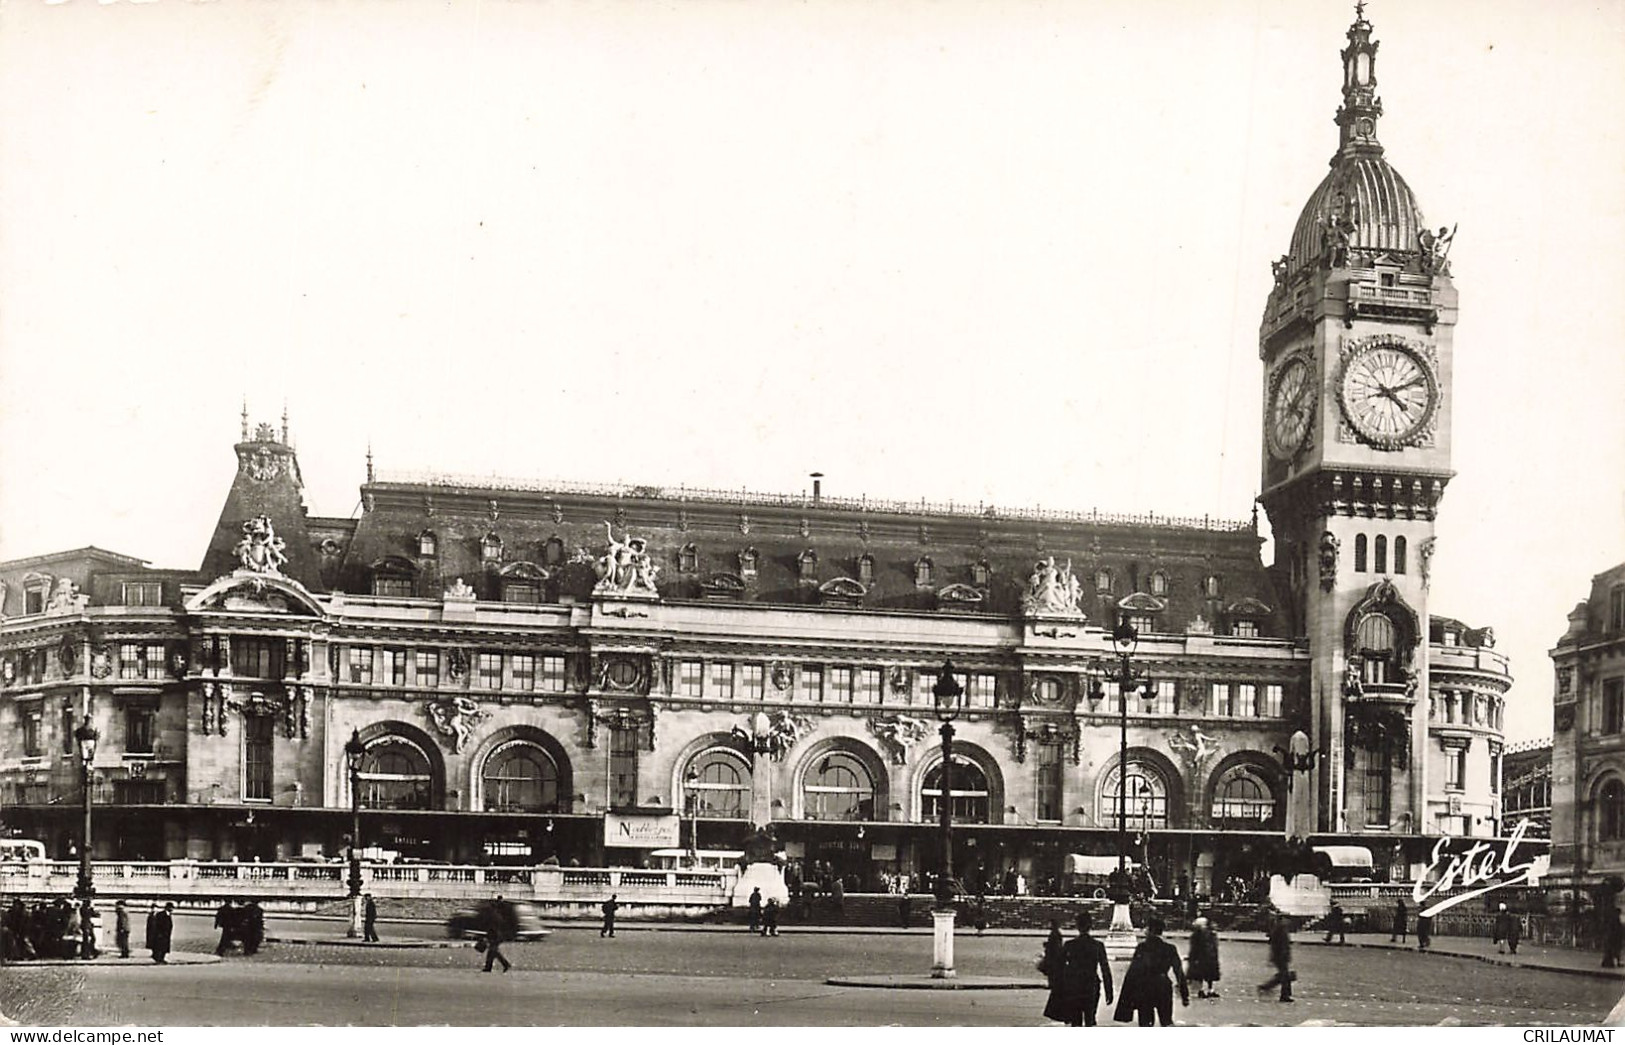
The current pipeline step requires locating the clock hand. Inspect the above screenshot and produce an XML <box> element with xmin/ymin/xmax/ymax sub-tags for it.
<box><xmin>1388</xmin><ymin>377</ymin><xmax>1426</xmax><ymax>394</ymax></box>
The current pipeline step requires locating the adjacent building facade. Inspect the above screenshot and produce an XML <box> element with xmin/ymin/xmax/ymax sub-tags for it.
<box><xmin>0</xmin><ymin>10</ymin><xmax>1514</xmax><ymax>898</ymax></box>
<box><xmin>1549</xmin><ymin>562</ymin><xmax>1625</xmax><ymax>897</ymax></box>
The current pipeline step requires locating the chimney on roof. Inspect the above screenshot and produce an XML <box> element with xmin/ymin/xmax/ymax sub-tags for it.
<box><xmin>810</xmin><ymin>472</ymin><xmax>823</xmax><ymax>506</ymax></box>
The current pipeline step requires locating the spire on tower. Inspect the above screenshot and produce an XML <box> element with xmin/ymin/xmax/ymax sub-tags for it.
<box><xmin>1333</xmin><ymin>1</ymin><xmax>1384</xmax><ymax>160</ymax></box>
<box><xmin>240</xmin><ymin>399</ymin><xmax>249</xmax><ymax>441</ymax></box>
<box><xmin>366</xmin><ymin>441</ymin><xmax>374</xmax><ymax>484</ymax></box>
<box><xmin>281</xmin><ymin>403</ymin><xmax>289</xmax><ymax>445</ymax></box>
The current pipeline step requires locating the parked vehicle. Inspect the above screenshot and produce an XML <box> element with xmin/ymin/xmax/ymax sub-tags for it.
<box><xmin>0</xmin><ymin>839</ymin><xmax>46</xmax><ymax>875</ymax></box>
<box><xmin>446</xmin><ymin>899</ymin><xmax>551</xmax><ymax>942</ymax></box>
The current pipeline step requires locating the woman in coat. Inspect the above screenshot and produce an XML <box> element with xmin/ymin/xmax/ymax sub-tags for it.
<box><xmin>1040</xmin><ymin>921</ymin><xmax>1069</xmax><ymax>1023</ymax></box>
<box><xmin>148</xmin><ymin>903</ymin><xmax>173</xmax><ymax>964</ymax></box>
<box><xmin>1114</xmin><ymin>915</ymin><xmax>1190</xmax><ymax>1026</ymax></box>
<box><xmin>1186</xmin><ymin>915</ymin><xmax>1221</xmax><ymax>998</ymax></box>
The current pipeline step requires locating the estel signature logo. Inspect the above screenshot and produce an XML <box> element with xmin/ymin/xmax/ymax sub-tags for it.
<box><xmin>1411</xmin><ymin>818</ymin><xmax>1539</xmax><ymax>917</ymax></box>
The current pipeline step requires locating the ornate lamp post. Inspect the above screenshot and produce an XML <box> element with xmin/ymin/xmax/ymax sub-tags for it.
<box><xmin>930</xmin><ymin>661</ymin><xmax>963</xmax><ymax>979</ymax></box>
<box><xmin>685</xmin><ymin>767</ymin><xmax>701</xmax><ymax>867</ymax></box>
<box><xmin>344</xmin><ymin>728</ymin><xmax>366</xmax><ymax>938</ymax></box>
<box><xmin>73</xmin><ymin>716</ymin><xmax>100</xmax><ymax>900</ymax></box>
<box><xmin>1087</xmin><ymin>613</ymin><xmax>1157</xmax><ymax>959</ymax></box>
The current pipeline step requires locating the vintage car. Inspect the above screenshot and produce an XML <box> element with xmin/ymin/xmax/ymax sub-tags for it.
<box><xmin>445</xmin><ymin>899</ymin><xmax>551</xmax><ymax>942</ymax></box>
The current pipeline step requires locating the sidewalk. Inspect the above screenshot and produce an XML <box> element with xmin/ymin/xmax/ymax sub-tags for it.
<box><xmin>1288</xmin><ymin>931</ymin><xmax>1625</xmax><ymax>982</ymax></box>
<box><xmin>1</xmin><ymin>950</ymin><xmax>220</xmax><ymax>967</ymax></box>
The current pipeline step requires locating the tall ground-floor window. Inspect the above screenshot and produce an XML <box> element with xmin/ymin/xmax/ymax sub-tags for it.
<box><xmin>483</xmin><ymin>744</ymin><xmax>559</xmax><ymax>812</ymax></box>
<box><xmin>686</xmin><ymin>750</ymin><xmax>751</xmax><ymax>818</ymax></box>
<box><xmin>244</xmin><ymin>714</ymin><xmax>274</xmax><ymax>801</ymax></box>
<box><xmin>1035</xmin><ymin>742</ymin><xmax>1063</xmax><ymax>822</ymax></box>
<box><xmin>803</xmin><ymin>752</ymin><xmax>873</xmax><ymax>821</ymax></box>
<box><xmin>610</xmin><ymin>725</ymin><xmax>640</xmax><ymax>809</ymax></box>
<box><xmin>1363</xmin><ymin>744</ymin><xmax>1393</xmax><ymax>825</ymax></box>
<box><xmin>921</xmin><ymin>756</ymin><xmax>990</xmax><ymax>822</ymax></box>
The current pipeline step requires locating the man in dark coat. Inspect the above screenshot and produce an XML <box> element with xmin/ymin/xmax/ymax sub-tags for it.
<box><xmin>747</xmin><ymin>887</ymin><xmax>762</xmax><ymax>934</ymax></box>
<box><xmin>363</xmin><ymin>893</ymin><xmax>379</xmax><ymax>943</ymax></box>
<box><xmin>241</xmin><ymin>900</ymin><xmax>265</xmax><ymax>955</ymax></box>
<box><xmin>78</xmin><ymin>898</ymin><xmax>99</xmax><ymax>959</ymax></box>
<box><xmin>1186</xmin><ymin>915</ymin><xmax>1221</xmax><ymax>998</ymax></box>
<box><xmin>1390</xmin><ymin>898</ymin><xmax>1408</xmax><ymax>943</ymax></box>
<box><xmin>762</xmin><ymin>897</ymin><xmax>779</xmax><ymax>936</ymax></box>
<box><xmin>1114</xmin><ymin>914</ymin><xmax>1188</xmax><ymax>1026</ymax></box>
<box><xmin>214</xmin><ymin>898</ymin><xmax>238</xmax><ymax>955</ymax></box>
<box><xmin>481</xmin><ymin>898</ymin><xmax>511</xmax><ymax>972</ymax></box>
<box><xmin>148</xmin><ymin>903</ymin><xmax>173</xmax><ymax>964</ymax></box>
<box><xmin>114</xmin><ymin>900</ymin><xmax>131</xmax><ymax>959</ymax></box>
<box><xmin>898</xmin><ymin>893</ymin><xmax>911</xmax><ymax>929</ymax></box>
<box><xmin>601</xmin><ymin>893</ymin><xmax>619</xmax><ymax>938</ymax></box>
<box><xmin>1416</xmin><ymin>909</ymin><xmax>1433</xmax><ymax>952</ymax></box>
<box><xmin>1323</xmin><ymin>900</ymin><xmax>1347</xmax><ymax>944</ymax></box>
<box><xmin>1046</xmin><ymin>911</ymin><xmax>1113</xmax><ymax>1027</ymax></box>
<box><xmin>1493</xmin><ymin>903</ymin><xmax>1521</xmax><ymax>955</ymax></box>
<box><xmin>1257</xmin><ymin>908</ymin><xmax>1294</xmax><ymax>1002</ymax></box>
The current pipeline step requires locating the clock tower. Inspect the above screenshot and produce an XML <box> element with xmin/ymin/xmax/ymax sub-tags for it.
<box><xmin>1258</xmin><ymin>7</ymin><xmax>1458</xmax><ymax>836</ymax></box>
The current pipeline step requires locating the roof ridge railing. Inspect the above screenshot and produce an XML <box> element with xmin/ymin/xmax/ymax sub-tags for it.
<box><xmin>370</xmin><ymin>469</ymin><xmax>1253</xmax><ymax>533</ymax></box>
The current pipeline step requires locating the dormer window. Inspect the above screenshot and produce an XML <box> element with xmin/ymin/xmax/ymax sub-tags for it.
<box><xmin>22</xmin><ymin>574</ymin><xmax>50</xmax><ymax>616</ymax></box>
<box><xmin>913</xmin><ymin>557</ymin><xmax>933</xmax><ymax>588</ymax></box>
<box><xmin>481</xmin><ymin>533</ymin><xmax>503</xmax><ymax>563</ymax></box>
<box><xmin>1095</xmin><ymin>569</ymin><xmax>1112</xmax><ymax>594</ymax></box>
<box><xmin>543</xmin><ymin>536</ymin><xmax>564</xmax><ymax>567</ymax></box>
<box><xmin>739</xmin><ymin>548</ymin><xmax>759</xmax><ymax>580</ymax></box>
<box><xmin>678</xmin><ymin>543</ymin><xmax>698</xmax><ymax>573</ymax></box>
<box><xmin>971</xmin><ymin>560</ymin><xmax>991</xmax><ymax>587</ymax></box>
<box><xmin>1203</xmin><ymin>574</ymin><xmax>1222</xmax><ymax>598</ymax></box>
<box><xmin>499</xmin><ymin>562</ymin><xmax>548</xmax><ymax>605</ymax></box>
<box><xmin>371</xmin><ymin>558</ymin><xmax>417</xmax><ymax>598</ymax></box>
<box><xmin>418</xmin><ymin>530</ymin><xmax>438</xmax><ymax>557</ymax></box>
<box><xmin>857</xmin><ymin>553</ymin><xmax>875</xmax><ymax>587</ymax></box>
<box><xmin>797</xmin><ymin>549</ymin><xmax>818</xmax><ymax>584</ymax></box>
<box><xmin>1150</xmin><ymin>571</ymin><xmax>1169</xmax><ymax>597</ymax></box>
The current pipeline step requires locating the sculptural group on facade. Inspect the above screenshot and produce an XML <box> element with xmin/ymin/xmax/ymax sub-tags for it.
<box><xmin>1167</xmin><ymin>724</ymin><xmax>1222</xmax><ymax>771</ymax></box>
<box><xmin>731</xmin><ymin>710</ymin><xmax>808</xmax><ymax>762</ymax></box>
<box><xmin>595</xmin><ymin>522</ymin><xmax>660</xmax><ymax>596</ymax></box>
<box><xmin>426</xmin><ymin>695</ymin><xmax>486</xmax><ymax>753</ymax></box>
<box><xmin>1417</xmin><ymin>224</ymin><xmax>1457</xmax><ymax>275</ymax></box>
<box><xmin>867</xmin><ymin>714</ymin><xmax>930</xmax><ymax>765</ymax></box>
<box><xmin>1022</xmin><ymin>556</ymin><xmax>1084</xmax><ymax>616</ymax></box>
<box><xmin>45</xmin><ymin>577</ymin><xmax>82</xmax><ymax>613</ymax></box>
<box><xmin>1317</xmin><ymin>532</ymin><xmax>1340</xmax><ymax>592</ymax></box>
<box><xmin>234</xmin><ymin>515</ymin><xmax>288</xmax><ymax>576</ymax></box>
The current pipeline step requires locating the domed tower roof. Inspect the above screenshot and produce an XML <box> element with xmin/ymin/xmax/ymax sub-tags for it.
<box><xmin>1278</xmin><ymin>4</ymin><xmax>1438</xmax><ymax>279</ymax></box>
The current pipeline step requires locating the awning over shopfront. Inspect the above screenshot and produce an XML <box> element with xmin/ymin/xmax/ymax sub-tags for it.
<box><xmin>1313</xmin><ymin>845</ymin><xmax>1374</xmax><ymax>870</ymax></box>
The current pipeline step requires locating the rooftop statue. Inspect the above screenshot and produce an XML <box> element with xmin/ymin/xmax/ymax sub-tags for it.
<box><xmin>594</xmin><ymin>522</ymin><xmax>660</xmax><ymax>597</ymax></box>
<box><xmin>1022</xmin><ymin>555</ymin><xmax>1084</xmax><ymax>616</ymax></box>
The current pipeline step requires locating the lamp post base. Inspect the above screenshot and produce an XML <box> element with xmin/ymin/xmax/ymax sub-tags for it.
<box><xmin>930</xmin><ymin>908</ymin><xmax>957</xmax><ymax>979</ymax></box>
<box><xmin>1103</xmin><ymin>901</ymin><xmax>1138</xmax><ymax>962</ymax></box>
<box><xmin>347</xmin><ymin>894</ymin><xmax>364</xmax><ymax>939</ymax></box>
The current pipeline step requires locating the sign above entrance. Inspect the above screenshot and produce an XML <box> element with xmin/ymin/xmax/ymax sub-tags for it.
<box><xmin>604</xmin><ymin>812</ymin><xmax>680</xmax><ymax>848</ymax></box>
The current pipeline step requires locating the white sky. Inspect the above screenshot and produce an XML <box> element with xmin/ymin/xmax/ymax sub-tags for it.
<box><xmin>1</xmin><ymin>0</ymin><xmax>1621</xmax><ymax>746</ymax></box>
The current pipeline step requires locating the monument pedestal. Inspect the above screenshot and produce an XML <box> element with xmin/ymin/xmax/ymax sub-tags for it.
<box><xmin>931</xmin><ymin>908</ymin><xmax>957</xmax><ymax>978</ymax></box>
<box><xmin>732</xmin><ymin>862</ymin><xmax>789</xmax><ymax>907</ymax></box>
<box><xmin>1103</xmin><ymin>901</ymin><xmax>1138</xmax><ymax>961</ymax></box>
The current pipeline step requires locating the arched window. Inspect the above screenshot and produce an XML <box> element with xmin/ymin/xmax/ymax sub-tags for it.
<box><xmin>857</xmin><ymin>553</ymin><xmax>875</xmax><ymax>587</ymax></box>
<box><xmin>482</xmin><ymin>744</ymin><xmax>560</xmax><ymax>813</ymax></box>
<box><xmin>739</xmin><ymin>548</ymin><xmax>759</xmax><ymax>579</ymax></box>
<box><xmin>1374</xmin><ymin>535</ymin><xmax>1388</xmax><ymax>574</ymax></box>
<box><xmin>914</xmin><ymin>557</ymin><xmax>934</xmax><ymax>587</ymax></box>
<box><xmin>804</xmin><ymin>752</ymin><xmax>874</xmax><ymax>821</ymax></box>
<box><xmin>1150</xmin><ymin>571</ymin><xmax>1170</xmax><ymax>597</ymax></box>
<box><xmin>1394</xmin><ymin>536</ymin><xmax>1408</xmax><ymax>575</ymax></box>
<box><xmin>359</xmin><ymin>739</ymin><xmax>433</xmax><ymax>810</ymax></box>
<box><xmin>798</xmin><ymin>549</ymin><xmax>818</xmax><ymax>582</ymax></box>
<box><xmin>1095</xmin><ymin>569</ymin><xmax>1113</xmax><ymax>594</ymax></box>
<box><xmin>481</xmin><ymin>533</ymin><xmax>503</xmax><ymax>562</ymax></box>
<box><xmin>921</xmin><ymin>756</ymin><xmax>990</xmax><ymax>823</ymax></box>
<box><xmin>1203</xmin><ymin>575</ymin><xmax>1222</xmax><ymax>598</ymax></box>
<box><xmin>1600</xmin><ymin>778</ymin><xmax>1625</xmax><ymax>842</ymax></box>
<box><xmin>1211</xmin><ymin>765</ymin><xmax>1276</xmax><ymax>825</ymax></box>
<box><xmin>543</xmin><ymin>536</ymin><xmax>565</xmax><ymax>567</ymax></box>
<box><xmin>972</xmin><ymin>560</ymin><xmax>991</xmax><ymax>587</ymax></box>
<box><xmin>1101</xmin><ymin>761</ymin><xmax>1168</xmax><ymax>829</ymax></box>
<box><xmin>1356</xmin><ymin>613</ymin><xmax>1397</xmax><ymax>684</ymax></box>
<box><xmin>678</xmin><ymin>543</ymin><xmax>698</xmax><ymax>573</ymax></box>
<box><xmin>1355</xmin><ymin>534</ymin><xmax>1368</xmax><ymax>572</ymax></box>
<box><xmin>371</xmin><ymin>558</ymin><xmax>416</xmax><ymax>598</ymax></box>
<box><xmin>417</xmin><ymin>530</ymin><xmax>437</xmax><ymax>557</ymax></box>
<box><xmin>685</xmin><ymin>750</ymin><xmax>751</xmax><ymax>818</ymax></box>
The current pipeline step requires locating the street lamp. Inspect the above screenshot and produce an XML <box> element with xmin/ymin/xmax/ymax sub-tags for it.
<box><xmin>73</xmin><ymin>716</ymin><xmax>100</xmax><ymax>901</ymax></box>
<box><xmin>930</xmin><ymin>661</ymin><xmax>963</xmax><ymax>979</ymax></box>
<box><xmin>684</xmin><ymin>767</ymin><xmax>701</xmax><ymax>868</ymax></box>
<box><xmin>343</xmin><ymin>728</ymin><xmax>366</xmax><ymax>938</ymax></box>
<box><xmin>1087</xmin><ymin>613</ymin><xmax>1158</xmax><ymax>959</ymax></box>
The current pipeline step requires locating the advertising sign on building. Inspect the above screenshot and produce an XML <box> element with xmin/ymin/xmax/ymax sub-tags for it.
<box><xmin>603</xmin><ymin>812</ymin><xmax>681</xmax><ymax>848</ymax></box>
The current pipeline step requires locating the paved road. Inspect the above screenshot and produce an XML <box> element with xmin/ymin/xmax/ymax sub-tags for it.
<box><xmin>3</xmin><ymin>916</ymin><xmax>1619</xmax><ymax>1026</ymax></box>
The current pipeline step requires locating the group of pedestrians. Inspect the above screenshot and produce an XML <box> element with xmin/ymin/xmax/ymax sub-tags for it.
<box><xmin>0</xmin><ymin>896</ymin><xmax>178</xmax><ymax>964</ymax></box>
<box><xmin>212</xmin><ymin>898</ymin><xmax>266</xmax><ymax>955</ymax></box>
<box><xmin>744</xmin><ymin>887</ymin><xmax>781</xmax><ymax>936</ymax></box>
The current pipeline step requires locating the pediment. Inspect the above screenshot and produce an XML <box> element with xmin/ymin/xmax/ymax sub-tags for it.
<box><xmin>1116</xmin><ymin>591</ymin><xmax>1167</xmax><ymax>612</ymax></box>
<box><xmin>700</xmin><ymin>572</ymin><xmax>747</xmax><ymax>599</ymax></box>
<box><xmin>499</xmin><ymin>561</ymin><xmax>549</xmax><ymax>581</ymax></box>
<box><xmin>936</xmin><ymin>583</ymin><xmax>984</xmax><ymax>605</ymax></box>
<box><xmin>1226</xmin><ymin>597</ymin><xmax>1273</xmax><ymax>617</ymax></box>
<box><xmin>186</xmin><ymin>571</ymin><xmax>326</xmax><ymax>617</ymax></box>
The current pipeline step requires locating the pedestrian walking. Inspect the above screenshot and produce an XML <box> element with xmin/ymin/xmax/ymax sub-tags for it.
<box><xmin>1040</xmin><ymin>921</ymin><xmax>1068</xmax><ymax>1024</ymax></box>
<box><xmin>148</xmin><ymin>903</ymin><xmax>173</xmax><ymax>965</ymax></box>
<box><xmin>1603</xmin><ymin>903</ymin><xmax>1624</xmax><ymax>969</ymax></box>
<box><xmin>1416</xmin><ymin>910</ymin><xmax>1433</xmax><ymax>952</ymax></box>
<box><xmin>214</xmin><ymin>898</ymin><xmax>238</xmax><ymax>955</ymax></box>
<box><xmin>1186</xmin><ymin>914</ymin><xmax>1221</xmax><ymax>998</ymax></box>
<box><xmin>898</xmin><ymin>892</ymin><xmax>911</xmax><ymax>929</ymax></box>
<box><xmin>78</xmin><ymin>898</ymin><xmax>99</xmax><ymax>959</ymax></box>
<box><xmin>763</xmin><ymin>897</ymin><xmax>780</xmax><ymax>936</ymax></box>
<box><xmin>114</xmin><ymin>900</ymin><xmax>131</xmax><ymax>959</ymax></box>
<box><xmin>1256</xmin><ymin>909</ymin><xmax>1295</xmax><ymax>1003</ymax></box>
<box><xmin>1323</xmin><ymin>900</ymin><xmax>1347</xmax><ymax>944</ymax></box>
<box><xmin>1044</xmin><ymin>911</ymin><xmax>1113</xmax><ymax>1027</ymax></box>
<box><xmin>363</xmin><ymin>892</ymin><xmax>379</xmax><ymax>943</ymax></box>
<box><xmin>1390</xmin><ymin>898</ymin><xmax>1408</xmax><ymax>943</ymax></box>
<box><xmin>601</xmin><ymin>893</ymin><xmax>619</xmax><ymax>938</ymax></box>
<box><xmin>241</xmin><ymin>900</ymin><xmax>265</xmax><ymax>955</ymax></box>
<box><xmin>831</xmin><ymin>877</ymin><xmax>845</xmax><ymax>915</ymax></box>
<box><xmin>747</xmin><ymin>886</ymin><xmax>762</xmax><ymax>934</ymax></box>
<box><xmin>480</xmin><ymin>898</ymin><xmax>510</xmax><ymax>973</ymax></box>
<box><xmin>1493</xmin><ymin>902</ymin><xmax>1521</xmax><ymax>955</ymax></box>
<box><xmin>1114</xmin><ymin>914</ymin><xmax>1189</xmax><ymax>1026</ymax></box>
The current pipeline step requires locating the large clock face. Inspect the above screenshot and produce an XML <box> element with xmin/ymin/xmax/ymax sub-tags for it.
<box><xmin>1338</xmin><ymin>341</ymin><xmax>1439</xmax><ymax>449</ymax></box>
<box><xmin>1267</xmin><ymin>356</ymin><xmax>1313</xmax><ymax>459</ymax></box>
